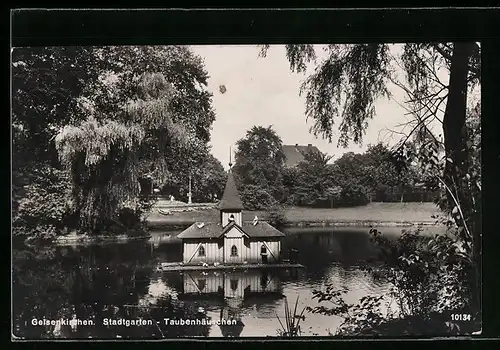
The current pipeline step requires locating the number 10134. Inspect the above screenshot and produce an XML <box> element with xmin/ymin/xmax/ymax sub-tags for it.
<box><xmin>451</xmin><ymin>313</ymin><xmax>471</xmax><ymax>321</ymax></box>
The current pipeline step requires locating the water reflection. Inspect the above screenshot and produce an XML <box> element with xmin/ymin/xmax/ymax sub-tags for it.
<box><xmin>12</xmin><ymin>226</ymin><xmax>442</xmax><ymax>339</ymax></box>
<box><xmin>176</xmin><ymin>270</ymin><xmax>284</xmax><ymax>337</ymax></box>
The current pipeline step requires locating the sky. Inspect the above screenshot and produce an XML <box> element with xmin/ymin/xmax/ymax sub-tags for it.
<box><xmin>190</xmin><ymin>45</ymin><xmax>451</xmax><ymax>169</ymax></box>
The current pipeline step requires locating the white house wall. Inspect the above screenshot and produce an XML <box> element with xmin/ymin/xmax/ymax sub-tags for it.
<box><xmin>182</xmin><ymin>235</ymin><xmax>281</xmax><ymax>265</ymax></box>
<box><xmin>224</xmin><ymin>226</ymin><xmax>281</xmax><ymax>264</ymax></box>
<box><xmin>224</xmin><ymin>236</ymin><xmax>246</xmax><ymax>264</ymax></box>
<box><xmin>250</xmin><ymin>240</ymin><xmax>280</xmax><ymax>263</ymax></box>
<box><xmin>183</xmin><ymin>241</ymin><xmax>223</xmax><ymax>264</ymax></box>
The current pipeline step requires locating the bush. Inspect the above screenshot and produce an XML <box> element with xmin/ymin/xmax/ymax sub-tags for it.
<box><xmin>12</xmin><ymin>165</ymin><xmax>76</xmax><ymax>239</ymax></box>
<box><xmin>307</xmin><ymin>228</ymin><xmax>476</xmax><ymax>336</ymax></box>
<box><xmin>267</xmin><ymin>205</ymin><xmax>288</xmax><ymax>229</ymax></box>
<box><xmin>339</xmin><ymin>183</ymin><xmax>370</xmax><ymax>206</ymax></box>
<box><xmin>118</xmin><ymin>197</ymin><xmax>155</xmax><ymax>232</ymax></box>
<box><xmin>240</xmin><ymin>185</ymin><xmax>277</xmax><ymax>210</ymax></box>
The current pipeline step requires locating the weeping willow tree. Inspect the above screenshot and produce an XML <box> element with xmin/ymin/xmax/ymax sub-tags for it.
<box><xmin>55</xmin><ymin>72</ymin><xmax>201</xmax><ymax>233</ymax></box>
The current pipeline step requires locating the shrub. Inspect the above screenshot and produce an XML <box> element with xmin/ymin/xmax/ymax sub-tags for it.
<box><xmin>307</xmin><ymin>228</ymin><xmax>476</xmax><ymax>336</ymax></box>
<box><xmin>267</xmin><ymin>205</ymin><xmax>288</xmax><ymax>229</ymax></box>
<box><xmin>12</xmin><ymin>165</ymin><xmax>76</xmax><ymax>239</ymax></box>
<box><xmin>118</xmin><ymin>197</ymin><xmax>155</xmax><ymax>232</ymax></box>
<box><xmin>240</xmin><ymin>185</ymin><xmax>277</xmax><ymax>210</ymax></box>
<box><xmin>339</xmin><ymin>183</ymin><xmax>370</xmax><ymax>206</ymax></box>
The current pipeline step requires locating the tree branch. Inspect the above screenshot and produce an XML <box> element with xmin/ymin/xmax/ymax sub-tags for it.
<box><xmin>432</xmin><ymin>43</ymin><xmax>479</xmax><ymax>76</ymax></box>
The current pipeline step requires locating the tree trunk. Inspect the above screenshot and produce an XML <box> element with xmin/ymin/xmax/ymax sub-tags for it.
<box><xmin>442</xmin><ymin>42</ymin><xmax>479</xmax><ymax>314</ymax></box>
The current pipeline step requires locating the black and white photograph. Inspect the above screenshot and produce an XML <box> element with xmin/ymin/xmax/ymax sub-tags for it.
<box><xmin>12</xmin><ymin>40</ymin><xmax>481</xmax><ymax>339</ymax></box>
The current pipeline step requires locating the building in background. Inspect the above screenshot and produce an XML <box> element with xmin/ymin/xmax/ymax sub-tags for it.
<box><xmin>282</xmin><ymin>144</ymin><xmax>321</xmax><ymax>168</ymax></box>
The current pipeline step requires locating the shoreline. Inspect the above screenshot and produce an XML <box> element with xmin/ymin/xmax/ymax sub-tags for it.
<box><xmin>146</xmin><ymin>202</ymin><xmax>444</xmax><ymax>229</ymax></box>
<box><xmin>147</xmin><ymin>219</ymin><xmax>440</xmax><ymax>230</ymax></box>
<box><xmin>24</xmin><ymin>233</ymin><xmax>152</xmax><ymax>247</ymax></box>
<box><xmin>19</xmin><ymin>203</ymin><xmax>444</xmax><ymax>247</ymax></box>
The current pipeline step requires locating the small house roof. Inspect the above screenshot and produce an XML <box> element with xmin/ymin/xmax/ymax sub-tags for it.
<box><xmin>177</xmin><ymin>221</ymin><xmax>285</xmax><ymax>240</ymax></box>
<box><xmin>218</xmin><ymin>171</ymin><xmax>244</xmax><ymax>211</ymax></box>
<box><xmin>282</xmin><ymin>144</ymin><xmax>321</xmax><ymax>167</ymax></box>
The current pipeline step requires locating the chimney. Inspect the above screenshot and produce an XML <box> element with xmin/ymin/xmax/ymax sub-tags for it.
<box><xmin>308</xmin><ymin>144</ymin><xmax>312</xmax><ymax>148</ymax></box>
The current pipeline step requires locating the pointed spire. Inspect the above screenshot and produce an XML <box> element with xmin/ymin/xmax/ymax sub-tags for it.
<box><xmin>229</xmin><ymin>147</ymin><xmax>233</xmax><ymax>169</ymax></box>
<box><xmin>219</xmin><ymin>169</ymin><xmax>244</xmax><ymax>211</ymax></box>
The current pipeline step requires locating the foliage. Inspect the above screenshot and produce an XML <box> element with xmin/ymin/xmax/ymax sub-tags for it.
<box><xmin>55</xmin><ymin>74</ymin><xmax>182</xmax><ymax>232</ymax></box>
<box><xmin>117</xmin><ymin>197</ymin><xmax>156</xmax><ymax>233</ymax></box>
<box><xmin>339</xmin><ymin>183</ymin><xmax>371</xmax><ymax>207</ymax></box>
<box><xmin>260</xmin><ymin>42</ymin><xmax>480</xmax><ymax>250</ymax></box>
<box><xmin>292</xmin><ymin>150</ymin><xmax>336</xmax><ymax>206</ymax></box>
<box><xmin>12</xmin><ymin>47</ymin><xmax>104</xmax><ymax>165</ymax></box>
<box><xmin>279</xmin><ymin>142</ymin><xmax>427</xmax><ymax>208</ymax></box>
<box><xmin>267</xmin><ymin>205</ymin><xmax>289</xmax><ymax>229</ymax></box>
<box><xmin>95</xmin><ymin>46</ymin><xmax>216</xmax><ymax>144</ymax></box>
<box><xmin>12</xmin><ymin>164</ymin><xmax>76</xmax><ymax>240</ymax></box>
<box><xmin>239</xmin><ymin>185</ymin><xmax>277</xmax><ymax>211</ymax></box>
<box><xmin>164</xmin><ymin>154</ymin><xmax>228</xmax><ymax>203</ymax></box>
<box><xmin>13</xmin><ymin>45</ymin><xmax>216</xmax><ymax>236</ymax></box>
<box><xmin>281</xmin><ymin>166</ymin><xmax>300</xmax><ymax>205</ymax></box>
<box><xmin>232</xmin><ymin>125</ymin><xmax>286</xmax><ymax>201</ymax></box>
<box><xmin>276</xmin><ymin>296</ymin><xmax>306</xmax><ymax>337</ymax></box>
<box><xmin>307</xmin><ymin>228</ymin><xmax>476</xmax><ymax>336</ymax></box>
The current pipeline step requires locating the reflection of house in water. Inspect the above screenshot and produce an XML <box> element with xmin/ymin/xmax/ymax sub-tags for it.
<box><xmin>179</xmin><ymin>269</ymin><xmax>283</xmax><ymax>337</ymax></box>
<box><xmin>182</xmin><ymin>270</ymin><xmax>281</xmax><ymax>298</ymax></box>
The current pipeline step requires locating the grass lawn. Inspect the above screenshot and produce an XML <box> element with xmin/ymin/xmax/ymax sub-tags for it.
<box><xmin>146</xmin><ymin>202</ymin><xmax>443</xmax><ymax>228</ymax></box>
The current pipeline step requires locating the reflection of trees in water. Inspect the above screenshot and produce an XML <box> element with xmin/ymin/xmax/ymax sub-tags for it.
<box><xmin>151</xmin><ymin>242</ymin><xmax>183</xmax><ymax>263</ymax></box>
<box><xmin>12</xmin><ymin>243</ymin><xmax>210</xmax><ymax>339</ymax></box>
<box><xmin>281</xmin><ymin>229</ymin><xmax>383</xmax><ymax>281</ymax></box>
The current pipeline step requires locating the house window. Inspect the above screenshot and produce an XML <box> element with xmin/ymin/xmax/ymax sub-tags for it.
<box><xmin>198</xmin><ymin>279</ymin><xmax>206</xmax><ymax>291</ymax></box>
<box><xmin>261</xmin><ymin>244</ymin><xmax>267</xmax><ymax>254</ymax></box>
<box><xmin>230</xmin><ymin>279</ymin><xmax>238</xmax><ymax>291</ymax></box>
<box><xmin>231</xmin><ymin>245</ymin><xmax>238</xmax><ymax>257</ymax></box>
<box><xmin>198</xmin><ymin>245</ymin><xmax>205</xmax><ymax>257</ymax></box>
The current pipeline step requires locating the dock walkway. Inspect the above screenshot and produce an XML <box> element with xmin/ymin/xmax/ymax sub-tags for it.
<box><xmin>159</xmin><ymin>262</ymin><xmax>305</xmax><ymax>272</ymax></box>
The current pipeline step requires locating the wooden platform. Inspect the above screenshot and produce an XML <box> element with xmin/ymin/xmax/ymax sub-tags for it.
<box><xmin>159</xmin><ymin>262</ymin><xmax>305</xmax><ymax>272</ymax></box>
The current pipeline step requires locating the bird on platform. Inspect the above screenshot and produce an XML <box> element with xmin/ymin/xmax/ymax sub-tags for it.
<box><xmin>252</xmin><ymin>216</ymin><xmax>259</xmax><ymax>226</ymax></box>
<box><xmin>202</xmin><ymin>262</ymin><xmax>209</xmax><ymax>267</ymax></box>
<box><xmin>196</xmin><ymin>222</ymin><xmax>205</xmax><ymax>229</ymax></box>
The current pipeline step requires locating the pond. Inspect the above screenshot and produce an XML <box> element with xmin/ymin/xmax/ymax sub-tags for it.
<box><xmin>12</xmin><ymin>225</ymin><xmax>447</xmax><ymax>339</ymax></box>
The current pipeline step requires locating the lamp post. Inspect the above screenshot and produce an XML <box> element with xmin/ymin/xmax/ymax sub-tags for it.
<box><xmin>188</xmin><ymin>171</ymin><xmax>192</xmax><ymax>205</ymax></box>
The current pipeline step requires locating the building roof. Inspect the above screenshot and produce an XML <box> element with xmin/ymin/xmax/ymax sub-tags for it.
<box><xmin>177</xmin><ymin>221</ymin><xmax>286</xmax><ymax>240</ymax></box>
<box><xmin>282</xmin><ymin>144</ymin><xmax>321</xmax><ymax>167</ymax></box>
<box><xmin>218</xmin><ymin>170</ymin><xmax>244</xmax><ymax>211</ymax></box>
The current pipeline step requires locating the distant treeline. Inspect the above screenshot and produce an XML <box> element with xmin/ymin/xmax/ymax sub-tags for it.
<box><xmin>230</xmin><ymin>126</ymin><xmax>441</xmax><ymax>210</ymax></box>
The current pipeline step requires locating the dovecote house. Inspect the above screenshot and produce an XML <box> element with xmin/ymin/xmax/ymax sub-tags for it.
<box><xmin>177</xmin><ymin>168</ymin><xmax>285</xmax><ymax>265</ymax></box>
